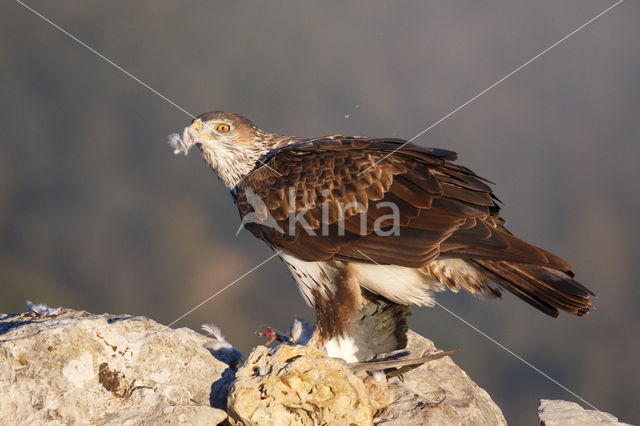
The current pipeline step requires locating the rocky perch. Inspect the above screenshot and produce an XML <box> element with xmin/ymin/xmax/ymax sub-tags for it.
<box><xmin>0</xmin><ymin>308</ymin><xmax>624</xmax><ymax>425</ymax></box>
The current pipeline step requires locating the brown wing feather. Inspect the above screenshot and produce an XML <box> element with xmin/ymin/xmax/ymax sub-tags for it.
<box><xmin>236</xmin><ymin>137</ymin><xmax>594</xmax><ymax>316</ymax></box>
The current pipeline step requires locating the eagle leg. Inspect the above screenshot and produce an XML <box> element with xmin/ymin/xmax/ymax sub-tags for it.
<box><xmin>307</xmin><ymin>265</ymin><xmax>415</xmax><ymax>363</ymax></box>
<box><xmin>309</xmin><ymin>264</ymin><xmax>364</xmax><ymax>361</ymax></box>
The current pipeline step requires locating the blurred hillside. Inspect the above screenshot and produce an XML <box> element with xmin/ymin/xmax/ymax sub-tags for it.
<box><xmin>1</xmin><ymin>1</ymin><xmax>639</xmax><ymax>424</ymax></box>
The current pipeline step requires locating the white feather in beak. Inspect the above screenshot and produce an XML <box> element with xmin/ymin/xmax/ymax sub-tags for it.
<box><xmin>167</xmin><ymin>121</ymin><xmax>199</xmax><ymax>156</ymax></box>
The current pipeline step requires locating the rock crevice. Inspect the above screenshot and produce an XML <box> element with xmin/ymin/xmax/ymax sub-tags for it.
<box><xmin>0</xmin><ymin>308</ymin><xmax>624</xmax><ymax>425</ymax></box>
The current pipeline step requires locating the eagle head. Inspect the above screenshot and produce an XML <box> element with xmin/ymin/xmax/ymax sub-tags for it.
<box><xmin>168</xmin><ymin>111</ymin><xmax>273</xmax><ymax>188</ymax></box>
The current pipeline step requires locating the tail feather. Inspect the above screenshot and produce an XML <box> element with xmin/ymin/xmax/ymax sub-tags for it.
<box><xmin>472</xmin><ymin>259</ymin><xmax>595</xmax><ymax>317</ymax></box>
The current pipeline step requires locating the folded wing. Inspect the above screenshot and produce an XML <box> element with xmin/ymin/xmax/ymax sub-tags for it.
<box><xmin>235</xmin><ymin>137</ymin><xmax>594</xmax><ymax>317</ymax></box>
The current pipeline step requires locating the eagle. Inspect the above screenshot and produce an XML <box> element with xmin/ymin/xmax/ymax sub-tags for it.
<box><xmin>168</xmin><ymin>111</ymin><xmax>594</xmax><ymax>362</ymax></box>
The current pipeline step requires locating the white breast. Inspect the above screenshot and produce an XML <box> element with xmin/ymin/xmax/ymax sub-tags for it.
<box><xmin>352</xmin><ymin>262</ymin><xmax>444</xmax><ymax>306</ymax></box>
<box><xmin>279</xmin><ymin>253</ymin><xmax>338</xmax><ymax>307</ymax></box>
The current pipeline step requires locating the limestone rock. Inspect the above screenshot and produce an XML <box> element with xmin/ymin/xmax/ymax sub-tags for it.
<box><xmin>361</xmin><ymin>372</ymin><xmax>393</xmax><ymax>412</ymax></box>
<box><xmin>0</xmin><ymin>309</ymin><xmax>227</xmax><ymax>425</ymax></box>
<box><xmin>0</xmin><ymin>306</ymin><xmax>547</xmax><ymax>425</ymax></box>
<box><xmin>538</xmin><ymin>399</ymin><xmax>631</xmax><ymax>426</ymax></box>
<box><xmin>227</xmin><ymin>331</ymin><xmax>507</xmax><ymax>426</ymax></box>
<box><xmin>227</xmin><ymin>344</ymin><xmax>373</xmax><ymax>425</ymax></box>
<box><xmin>374</xmin><ymin>330</ymin><xmax>507</xmax><ymax>425</ymax></box>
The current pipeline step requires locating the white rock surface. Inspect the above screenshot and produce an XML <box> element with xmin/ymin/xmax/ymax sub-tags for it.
<box><xmin>374</xmin><ymin>331</ymin><xmax>507</xmax><ymax>425</ymax></box>
<box><xmin>0</xmin><ymin>309</ymin><xmax>227</xmax><ymax>425</ymax></box>
<box><xmin>538</xmin><ymin>399</ymin><xmax>631</xmax><ymax>426</ymax></box>
<box><xmin>6</xmin><ymin>307</ymin><xmax>622</xmax><ymax>426</ymax></box>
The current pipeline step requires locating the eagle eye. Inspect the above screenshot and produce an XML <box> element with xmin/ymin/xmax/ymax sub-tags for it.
<box><xmin>216</xmin><ymin>123</ymin><xmax>231</xmax><ymax>133</ymax></box>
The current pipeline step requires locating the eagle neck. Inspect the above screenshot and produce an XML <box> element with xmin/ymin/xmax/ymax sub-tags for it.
<box><xmin>200</xmin><ymin>131</ymin><xmax>298</xmax><ymax>189</ymax></box>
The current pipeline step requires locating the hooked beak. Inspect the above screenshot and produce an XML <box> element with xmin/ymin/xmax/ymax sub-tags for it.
<box><xmin>183</xmin><ymin>120</ymin><xmax>199</xmax><ymax>147</ymax></box>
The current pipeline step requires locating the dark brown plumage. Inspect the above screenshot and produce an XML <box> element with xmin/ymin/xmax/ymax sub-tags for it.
<box><xmin>235</xmin><ymin>136</ymin><xmax>594</xmax><ymax>318</ymax></box>
<box><xmin>171</xmin><ymin>111</ymin><xmax>595</xmax><ymax>361</ymax></box>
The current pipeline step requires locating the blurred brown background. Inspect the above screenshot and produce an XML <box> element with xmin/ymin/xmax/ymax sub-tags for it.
<box><xmin>1</xmin><ymin>1</ymin><xmax>638</xmax><ymax>423</ymax></box>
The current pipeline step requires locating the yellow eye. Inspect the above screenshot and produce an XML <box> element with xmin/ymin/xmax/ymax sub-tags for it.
<box><xmin>216</xmin><ymin>123</ymin><xmax>230</xmax><ymax>133</ymax></box>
